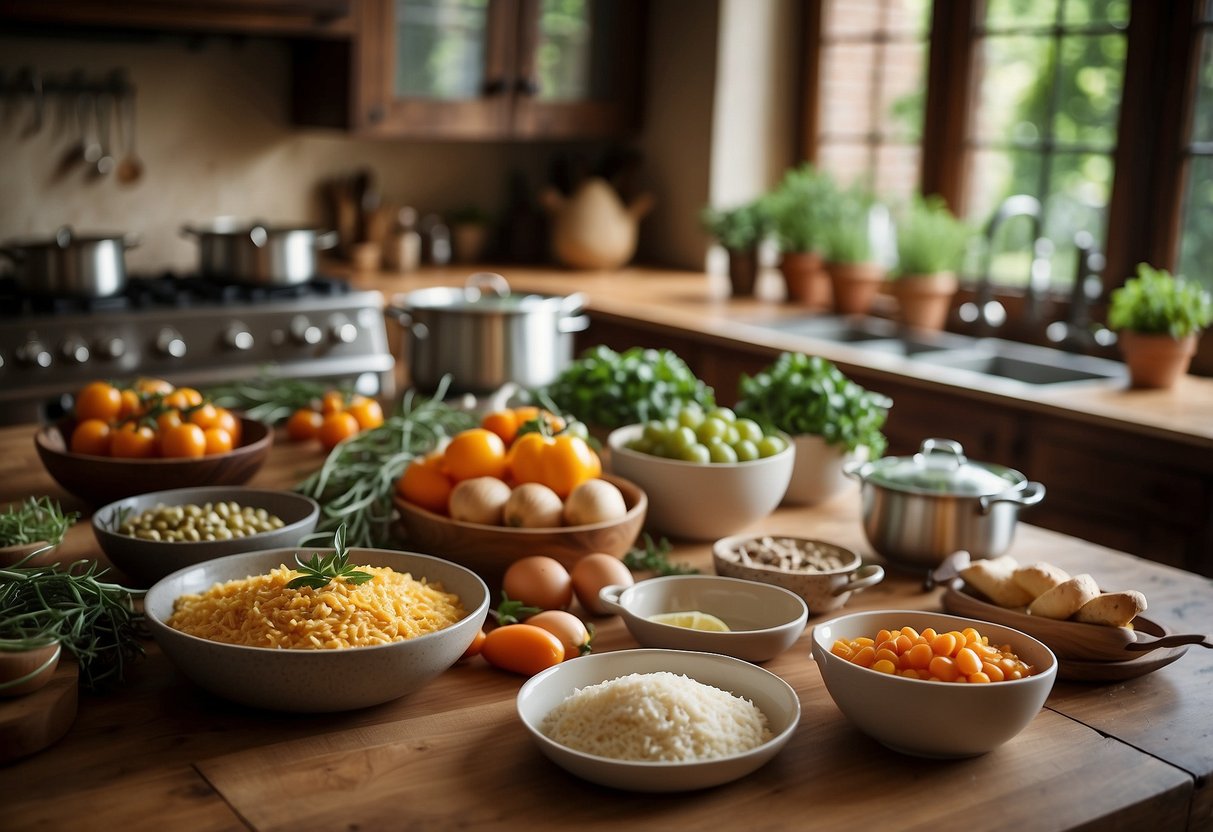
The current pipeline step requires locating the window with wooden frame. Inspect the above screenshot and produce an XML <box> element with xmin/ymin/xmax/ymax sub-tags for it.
<box><xmin>802</xmin><ymin>1</ymin><xmax>1209</xmax><ymax>341</ymax></box>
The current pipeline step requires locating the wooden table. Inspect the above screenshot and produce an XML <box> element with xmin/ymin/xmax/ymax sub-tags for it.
<box><xmin>1</xmin><ymin>421</ymin><xmax>1211</xmax><ymax>831</ymax></box>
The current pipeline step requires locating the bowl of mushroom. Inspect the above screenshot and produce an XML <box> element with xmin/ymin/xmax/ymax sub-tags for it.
<box><xmin>712</xmin><ymin>535</ymin><xmax>884</xmax><ymax>616</ymax></box>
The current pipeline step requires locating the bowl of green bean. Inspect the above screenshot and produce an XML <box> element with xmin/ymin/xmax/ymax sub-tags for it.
<box><xmin>92</xmin><ymin>486</ymin><xmax>320</xmax><ymax>587</ymax></box>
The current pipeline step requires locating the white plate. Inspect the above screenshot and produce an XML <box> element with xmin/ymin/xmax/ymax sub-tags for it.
<box><xmin>516</xmin><ymin>649</ymin><xmax>800</xmax><ymax>792</ymax></box>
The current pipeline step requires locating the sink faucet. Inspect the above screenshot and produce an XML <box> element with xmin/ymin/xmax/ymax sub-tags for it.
<box><xmin>961</xmin><ymin>194</ymin><xmax>1049</xmax><ymax>333</ymax></box>
<box><xmin>1046</xmin><ymin>231</ymin><xmax>1117</xmax><ymax>351</ymax></box>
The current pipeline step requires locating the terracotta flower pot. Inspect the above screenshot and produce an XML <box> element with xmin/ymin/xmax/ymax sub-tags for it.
<box><xmin>779</xmin><ymin>251</ymin><xmax>830</xmax><ymax>308</ymax></box>
<box><xmin>0</xmin><ymin>640</ymin><xmax>61</xmax><ymax>697</ymax></box>
<box><xmin>891</xmin><ymin>272</ymin><xmax>958</xmax><ymax>331</ymax></box>
<box><xmin>826</xmin><ymin>261</ymin><xmax>886</xmax><ymax>315</ymax></box>
<box><xmin>726</xmin><ymin>247</ymin><xmax>760</xmax><ymax>297</ymax></box>
<box><xmin>1117</xmin><ymin>331</ymin><xmax>1199</xmax><ymax>389</ymax></box>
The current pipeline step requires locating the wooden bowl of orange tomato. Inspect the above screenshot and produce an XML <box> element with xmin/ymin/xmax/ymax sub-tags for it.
<box><xmin>36</xmin><ymin>417</ymin><xmax>272</xmax><ymax>506</ymax></box>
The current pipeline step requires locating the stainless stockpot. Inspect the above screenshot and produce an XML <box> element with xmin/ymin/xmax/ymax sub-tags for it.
<box><xmin>389</xmin><ymin>272</ymin><xmax>589</xmax><ymax>395</ymax></box>
<box><xmin>844</xmin><ymin>438</ymin><xmax>1046</xmax><ymax>567</ymax></box>
<box><xmin>0</xmin><ymin>226</ymin><xmax>139</xmax><ymax>297</ymax></box>
<box><xmin>182</xmin><ymin>219</ymin><xmax>338</xmax><ymax>285</ymax></box>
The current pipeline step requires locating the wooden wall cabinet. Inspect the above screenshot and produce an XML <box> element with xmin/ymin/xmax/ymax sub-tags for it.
<box><xmin>0</xmin><ymin>0</ymin><xmax>354</xmax><ymax>38</ymax></box>
<box><xmin>293</xmin><ymin>0</ymin><xmax>645</xmax><ymax>139</ymax></box>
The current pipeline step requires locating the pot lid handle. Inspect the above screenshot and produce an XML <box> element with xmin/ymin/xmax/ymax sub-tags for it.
<box><xmin>249</xmin><ymin>225</ymin><xmax>269</xmax><ymax>248</ymax></box>
<box><xmin>465</xmin><ymin>271</ymin><xmax>510</xmax><ymax>300</ymax></box>
<box><xmin>914</xmin><ymin>438</ymin><xmax>966</xmax><ymax>471</ymax></box>
<box><xmin>54</xmin><ymin>225</ymin><xmax>73</xmax><ymax>249</ymax></box>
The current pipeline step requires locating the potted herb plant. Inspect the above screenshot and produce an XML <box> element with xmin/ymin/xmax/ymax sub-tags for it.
<box><xmin>764</xmin><ymin>165</ymin><xmax>839</xmax><ymax>307</ymax></box>
<box><xmin>823</xmin><ymin>186</ymin><xmax>886</xmax><ymax>315</ymax></box>
<box><xmin>892</xmin><ymin>194</ymin><xmax>972</xmax><ymax>330</ymax></box>
<box><xmin>700</xmin><ymin>200</ymin><xmax>769</xmax><ymax>297</ymax></box>
<box><xmin>0</xmin><ymin>496</ymin><xmax>78</xmax><ymax>568</ymax></box>
<box><xmin>447</xmin><ymin>205</ymin><xmax>494</xmax><ymax>264</ymax></box>
<box><xmin>734</xmin><ymin>352</ymin><xmax>892</xmax><ymax>506</ymax></box>
<box><xmin>1108</xmin><ymin>263</ymin><xmax>1213</xmax><ymax>389</ymax></box>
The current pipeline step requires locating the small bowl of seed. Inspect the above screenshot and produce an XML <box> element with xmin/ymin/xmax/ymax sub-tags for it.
<box><xmin>712</xmin><ymin>535</ymin><xmax>884</xmax><ymax>616</ymax></box>
<box><xmin>92</xmin><ymin>486</ymin><xmax>320</xmax><ymax>587</ymax></box>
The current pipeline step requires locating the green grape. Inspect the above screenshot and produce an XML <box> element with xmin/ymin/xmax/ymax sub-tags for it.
<box><xmin>708</xmin><ymin>441</ymin><xmax>739</xmax><ymax>464</ymax></box>
<box><xmin>679</xmin><ymin>443</ymin><xmax>711</xmax><ymax>464</ymax></box>
<box><xmin>708</xmin><ymin>406</ymin><xmax>737</xmax><ymax>423</ymax></box>
<box><xmin>735</xmin><ymin>418</ymin><xmax>764</xmax><ymax>443</ymax></box>
<box><xmin>756</xmin><ymin>435</ymin><xmax>787</xmax><ymax>458</ymax></box>
<box><xmin>677</xmin><ymin>407</ymin><xmax>705</xmax><ymax>429</ymax></box>
<box><xmin>733</xmin><ymin>439</ymin><xmax>759</xmax><ymax>461</ymax></box>
<box><xmin>695</xmin><ymin>417</ymin><xmax>728</xmax><ymax>443</ymax></box>
<box><xmin>723</xmin><ymin>425</ymin><xmax>741</xmax><ymax>445</ymax></box>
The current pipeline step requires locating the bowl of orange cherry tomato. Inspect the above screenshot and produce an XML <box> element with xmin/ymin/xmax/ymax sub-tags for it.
<box><xmin>811</xmin><ymin>609</ymin><xmax>1057</xmax><ymax>758</ymax></box>
<box><xmin>35</xmin><ymin>378</ymin><xmax>273</xmax><ymax>505</ymax></box>
<box><xmin>391</xmin><ymin>405</ymin><xmax>647</xmax><ymax>580</ymax></box>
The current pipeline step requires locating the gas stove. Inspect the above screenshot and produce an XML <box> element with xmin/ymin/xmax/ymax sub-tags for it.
<box><xmin>0</xmin><ymin>274</ymin><xmax>395</xmax><ymax>426</ymax></box>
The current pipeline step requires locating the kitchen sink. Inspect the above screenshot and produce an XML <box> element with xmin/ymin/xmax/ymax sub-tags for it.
<box><xmin>749</xmin><ymin>315</ymin><xmax>1127</xmax><ymax>387</ymax></box>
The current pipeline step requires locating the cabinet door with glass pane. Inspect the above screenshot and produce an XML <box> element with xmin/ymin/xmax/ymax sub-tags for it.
<box><xmin>356</xmin><ymin>0</ymin><xmax>643</xmax><ymax>139</ymax></box>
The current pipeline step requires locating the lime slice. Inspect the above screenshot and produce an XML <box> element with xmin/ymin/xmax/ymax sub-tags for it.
<box><xmin>649</xmin><ymin>611</ymin><xmax>731</xmax><ymax>632</ymax></box>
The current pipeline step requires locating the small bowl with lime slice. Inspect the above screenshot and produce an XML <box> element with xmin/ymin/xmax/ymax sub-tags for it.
<box><xmin>597</xmin><ymin>574</ymin><xmax>808</xmax><ymax>663</ymax></box>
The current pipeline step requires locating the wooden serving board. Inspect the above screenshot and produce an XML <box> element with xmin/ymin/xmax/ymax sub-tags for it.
<box><xmin>0</xmin><ymin>659</ymin><xmax>78</xmax><ymax>764</ymax></box>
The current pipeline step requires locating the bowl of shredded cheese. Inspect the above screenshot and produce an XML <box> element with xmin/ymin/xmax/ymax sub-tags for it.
<box><xmin>516</xmin><ymin>648</ymin><xmax>800</xmax><ymax>791</ymax></box>
<box><xmin>145</xmin><ymin>546</ymin><xmax>489</xmax><ymax>712</ymax></box>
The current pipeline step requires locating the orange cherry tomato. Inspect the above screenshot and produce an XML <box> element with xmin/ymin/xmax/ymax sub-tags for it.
<box><xmin>286</xmin><ymin>408</ymin><xmax>324</xmax><ymax>442</ymax></box>
<box><xmin>318</xmin><ymin>411</ymin><xmax>360</xmax><ymax>451</ymax></box>
<box><xmin>74</xmin><ymin>381</ymin><xmax>122</xmax><ymax>423</ymax></box>
<box><xmin>118</xmin><ymin>388</ymin><xmax>144</xmax><ymax>420</ymax></box>
<box><xmin>396</xmin><ymin>453</ymin><xmax>454</xmax><ymax>514</ymax></box>
<box><xmin>159</xmin><ymin>422</ymin><xmax>207</xmax><ymax>458</ymax></box>
<box><xmin>480</xmin><ymin>409</ymin><xmax>521</xmax><ymax>446</ymax></box>
<box><xmin>347</xmin><ymin>397</ymin><xmax>385</xmax><ymax>431</ymax></box>
<box><xmin>212</xmin><ymin>408</ymin><xmax>242</xmax><ymax>445</ymax></box>
<box><xmin>481</xmin><ymin>624</ymin><xmax>566</xmax><ymax>675</ymax></box>
<box><xmin>321</xmin><ymin>390</ymin><xmax>347</xmax><ymax>414</ymax></box>
<box><xmin>110</xmin><ymin>423</ymin><xmax>157</xmax><ymax>459</ymax></box>
<box><xmin>441</xmin><ymin>428</ymin><xmax>508</xmax><ymax>483</ymax></box>
<box><xmin>505</xmin><ymin>432</ymin><xmax>602</xmax><ymax>498</ymax></box>
<box><xmin>134</xmin><ymin>377</ymin><xmax>174</xmax><ymax>396</ymax></box>
<box><xmin>70</xmin><ymin>419</ymin><xmax>113</xmax><ymax>456</ymax></box>
<box><xmin>187</xmin><ymin>402</ymin><xmax>219</xmax><ymax>429</ymax></box>
<box><xmin>460</xmin><ymin>629</ymin><xmax>487</xmax><ymax>660</ymax></box>
<box><xmin>202</xmin><ymin>427</ymin><xmax>234</xmax><ymax>456</ymax></box>
<box><xmin>526</xmin><ymin>610</ymin><xmax>592</xmax><ymax>660</ymax></box>
<box><xmin>156</xmin><ymin>409</ymin><xmax>184</xmax><ymax>432</ymax></box>
<box><xmin>164</xmin><ymin>387</ymin><xmax>203</xmax><ymax>410</ymax></box>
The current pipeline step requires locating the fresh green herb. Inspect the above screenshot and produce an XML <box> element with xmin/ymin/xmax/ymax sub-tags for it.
<box><xmin>1108</xmin><ymin>262</ymin><xmax>1213</xmax><ymax>338</ymax></box>
<box><xmin>735</xmin><ymin>352</ymin><xmax>892</xmax><ymax>457</ymax></box>
<box><xmin>540</xmin><ymin>345</ymin><xmax>715</xmax><ymax>430</ymax></box>
<box><xmin>822</xmin><ymin>185</ymin><xmax>877</xmax><ymax>265</ymax></box>
<box><xmin>492</xmin><ymin>592</ymin><xmax>542</xmax><ymax>626</ymax></box>
<box><xmin>295</xmin><ymin>381</ymin><xmax>477</xmax><ymax>549</ymax></box>
<box><xmin>762</xmin><ymin>163</ymin><xmax>839</xmax><ymax>254</ymax></box>
<box><xmin>0</xmin><ymin>558</ymin><xmax>145</xmax><ymax>691</ymax></box>
<box><xmin>287</xmin><ymin>525</ymin><xmax>372</xmax><ymax>590</ymax></box>
<box><xmin>202</xmin><ymin>374</ymin><xmax>333</xmax><ymax>425</ymax></box>
<box><xmin>893</xmin><ymin>194</ymin><xmax>972</xmax><ymax>277</ymax></box>
<box><xmin>700</xmin><ymin>200</ymin><xmax>770</xmax><ymax>251</ymax></box>
<box><xmin>0</xmin><ymin>496</ymin><xmax>78</xmax><ymax>547</ymax></box>
<box><xmin>622</xmin><ymin>533</ymin><xmax>699</xmax><ymax>576</ymax></box>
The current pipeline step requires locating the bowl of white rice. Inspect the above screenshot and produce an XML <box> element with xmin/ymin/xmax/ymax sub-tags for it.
<box><xmin>516</xmin><ymin>649</ymin><xmax>800</xmax><ymax>792</ymax></box>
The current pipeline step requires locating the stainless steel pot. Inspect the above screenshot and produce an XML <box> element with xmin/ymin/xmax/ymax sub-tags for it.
<box><xmin>181</xmin><ymin>219</ymin><xmax>338</xmax><ymax>285</ymax></box>
<box><xmin>389</xmin><ymin>272</ymin><xmax>589</xmax><ymax>394</ymax></box>
<box><xmin>844</xmin><ymin>438</ymin><xmax>1045</xmax><ymax>567</ymax></box>
<box><xmin>0</xmin><ymin>226</ymin><xmax>139</xmax><ymax>297</ymax></box>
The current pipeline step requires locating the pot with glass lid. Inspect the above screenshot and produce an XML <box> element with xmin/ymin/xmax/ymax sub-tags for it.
<box><xmin>844</xmin><ymin>438</ymin><xmax>1046</xmax><ymax>567</ymax></box>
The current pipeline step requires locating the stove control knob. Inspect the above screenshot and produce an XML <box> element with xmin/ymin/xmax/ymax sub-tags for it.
<box><xmin>155</xmin><ymin>328</ymin><xmax>187</xmax><ymax>359</ymax></box>
<box><xmin>329</xmin><ymin>316</ymin><xmax>358</xmax><ymax>345</ymax></box>
<box><xmin>18</xmin><ymin>339</ymin><xmax>52</xmax><ymax>368</ymax></box>
<box><xmin>223</xmin><ymin>324</ymin><xmax>255</xmax><ymax>352</ymax></box>
<box><xmin>60</xmin><ymin>337</ymin><xmax>90</xmax><ymax>365</ymax></box>
<box><xmin>290</xmin><ymin>315</ymin><xmax>322</xmax><ymax>346</ymax></box>
<box><xmin>96</xmin><ymin>337</ymin><xmax>126</xmax><ymax>361</ymax></box>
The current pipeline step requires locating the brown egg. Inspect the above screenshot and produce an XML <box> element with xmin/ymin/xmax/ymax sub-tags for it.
<box><xmin>570</xmin><ymin>552</ymin><xmax>635</xmax><ymax>616</ymax></box>
<box><xmin>502</xmin><ymin>555</ymin><xmax>573</xmax><ymax>611</ymax></box>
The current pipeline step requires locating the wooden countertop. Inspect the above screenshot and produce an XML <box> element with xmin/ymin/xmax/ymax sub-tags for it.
<box><xmin>2</xmin><ymin>421</ymin><xmax>1212</xmax><ymax>831</ymax></box>
<box><xmin>355</xmin><ymin>265</ymin><xmax>1213</xmax><ymax>450</ymax></box>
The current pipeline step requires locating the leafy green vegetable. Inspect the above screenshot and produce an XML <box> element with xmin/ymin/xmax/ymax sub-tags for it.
<box><xmin>202</xmin><ymin>374</ymin><xmax>333</xmax><ymax>425</ymax></box>
<box><xmin>893</xmin><ymin>194</ymin><xmax>971</xmax><ymax>277</ymax></box>
<box><xmin>287</xmin><ymin>525</ymin><xmax>372</xmax><ymax>590</ymax></box>
<box><xmin>0</xmin><ymin>558</ymin><xmax>145</xmax><ymax>691</ymax></box>
<box><xmin>700</xmin><ymin>200</ymin><xmax>770</xmax><ymax>251</ymax></box>
<box><xmin>762</xmin><ymin>164</ymin><xmax>839</xmax><ymax>253</ymax></box>
<box><xmin>0</xmin><ymin>496</ymin><xmax>78</xmax><ymax>547</ymax></box>
<box><xmin>622</xmin><ymin>533</ymin><xmax>699</xmax><ymax>576</ymax></box>
<box><xmin>295</xmin><ymin>382</ymin><xmax>477</xmax><ymax>549</ymax></box>
<box><xmin>1108</xmin><ymin>262</ymin><xmax>1213</xmax><ymax>338</ymax></box>
<box><xmin>735</xmin><ymin>352</ymin><xmax>892</xmax><ymax>457</ymax></box>
<box><xmin>540</xmin><ymin>345</ymin><xmax>715</xmax><ymax>429</ymax></box>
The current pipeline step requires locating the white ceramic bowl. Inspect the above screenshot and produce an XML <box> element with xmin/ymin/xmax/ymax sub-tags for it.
<box><xmin>93</xmin><ymin>486</ymin><xmax>321</xmax><ymax>587</ymax></box>
<box><xmin>517</xmin><ymin>649</ymin><xmax>800</xmax><ymax>792</ymax></box>
<box><xmin>783</xmin><ymin>434</ymin><xmax>863</xmax><ymax>506</ymax></box>
<box><xmin>606</xmin><ymin>424</ymin><xmax>795</xmax><ymax>541</ymax></box>
<box><xmin>713</xmin><ymin>535</ymin><xmax>884</xmax><ymax>615</ymax></box>
<box><xmin>811</xmin><ymin>609</ymin><xmax>1057</xmax><ymax>758</ymax></box>
<box><xmin>145</xmin><ymin>547</ymin><xmax>489</xmax><ymax>712</ymax></box>
<box><xmin>597</xmin><ymin>574</ymin><xmax>807</xmax><ymax>662</ymax></box>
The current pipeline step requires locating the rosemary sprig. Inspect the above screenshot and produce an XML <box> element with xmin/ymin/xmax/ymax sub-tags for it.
<box><xmin>287</xmin><ymin>525</ymin><xmax>373</xmax><ymax>590</ymax></box>
<box><xmin>622</xmin><ymin>533</ymin><xmax>699</xmax><ymax>576</ymax></box>
<box><xmin>0</xmin><ymin>496</ymin><xmax>79</xmax><ymax>547</ymax></box>
<box><xmin>202</xmin><ymin>374</ymin><xmax>333</xmax><ymax>425</ymax></box>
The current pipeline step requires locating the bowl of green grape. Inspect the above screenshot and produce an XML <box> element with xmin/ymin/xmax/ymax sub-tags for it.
<box><xmin>606</xmin><ymin>406</ymin><xmax>794</xmax><ymax>541</ymax></box>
